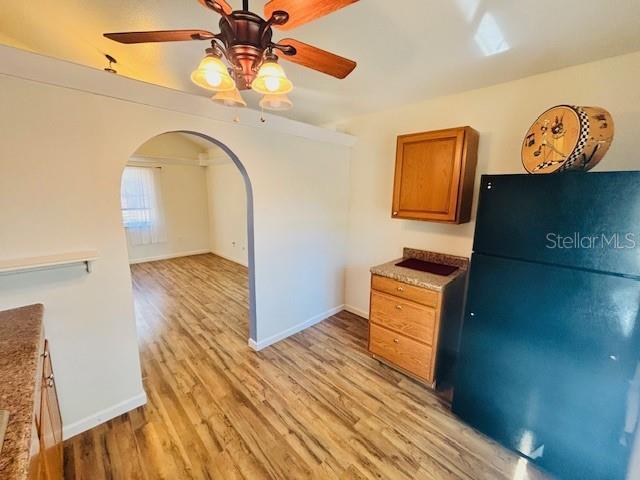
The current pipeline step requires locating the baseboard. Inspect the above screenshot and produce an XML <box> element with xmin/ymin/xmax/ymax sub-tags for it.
<box><xmin>128</xmin><ymin>249</ymin><xmax>211</xmax><ymax>265</ymax></box>
<box><xmin>248</xmin><ymin>304</ymin><xmax>345</xmax><ymax>351</ymax></box>
<box><xmin>209</xmin><ymin>250</ymin><xmax>249</xmax><ymax>268</ymax></box>
<box><xmin>62</xmin><ymin>391</ymin><xmax>148</xmax><ymax>440</ymax></box>
<box><xmin>344</xmin><ymin>304</ymin><xmax>369</xmax><ymax>319</ymax></box>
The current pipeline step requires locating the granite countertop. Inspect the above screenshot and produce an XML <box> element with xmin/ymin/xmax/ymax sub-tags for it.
<box><xmin>370</xmin><ymin>248</ymin><xmax>469</xmax><ymax>291</ymax></box>
<box><xmin>0</xmin><ymin>304</ymin><xmax>44</xmax><ymax>480</ymax></box>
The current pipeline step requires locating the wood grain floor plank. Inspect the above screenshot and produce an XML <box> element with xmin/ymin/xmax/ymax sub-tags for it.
<box><xmin>63</xmin><ymin>254</ymin><xmax>549</xmax><ymax>480</ymax></box>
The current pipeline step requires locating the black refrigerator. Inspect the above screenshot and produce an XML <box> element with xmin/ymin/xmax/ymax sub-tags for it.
<box><xmin>452</xmin><ymin>172</ymin><xmax>640</xmax><ymax>480</ymax></box>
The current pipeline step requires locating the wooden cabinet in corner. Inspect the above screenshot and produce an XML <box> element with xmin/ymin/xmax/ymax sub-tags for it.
<box><xmin>368</xmin><ymin>273</ymin><xmax>466</xmax><ymax>395</ymax></box>
<box><xmin>0</xmin><ymin>304</ymin><xmax>63</xmax><ymax>480</ymax></box>
<box><xmin>392</xmin><ymin>127</ymin><xmax>479</xmax><ymax>224</ymax></box>
<box><xmin>29</xmin><ymin>340</ymin><xmax>63</xmax><ymax>480</ymax></box>
<box><xmin>368</xmin><ymin>251</ymin><xmax>469</xmax><ymax>397</ymax></box>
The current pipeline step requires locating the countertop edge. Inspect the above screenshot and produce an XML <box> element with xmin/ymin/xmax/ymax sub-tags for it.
<box><xmin>370</xmin><ymin>256</ymin><xmax>468</xmax><ymax>292</ymax></box>
<box><xmin>0</xmin><ymin>304</ymin><xmax>44</xmax><ymax>480</ymax></box>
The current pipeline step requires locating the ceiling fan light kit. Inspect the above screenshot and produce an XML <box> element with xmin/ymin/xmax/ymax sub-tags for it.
<box><xmin>251</xmin><ymin>54</ymin><xmax>293</xmax><ymax>95</ymax></box>
<box><xmin>104</xmin><ymin>0</ymin><xmax>358</xmax><ymax>114</ymax></box>
<box><xmin>190</xmin><ymin>49</ymin><xmax>236</xmax><ymax>92</ymax></box>
<box><xmin>260</xmin><ymin>93</ymin><xmax>293</xmax><ymax>111</ymax></box>
<box><xmin>212</xmin><ymin>87</ymin><xmax>248</xmax><ymax>108</ymax></box>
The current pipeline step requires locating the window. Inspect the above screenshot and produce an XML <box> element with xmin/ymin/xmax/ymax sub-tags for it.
<box><xmin>120</xmin><ymin>166</ymin><xmax>167</xmax><ymax>245</ymax></box>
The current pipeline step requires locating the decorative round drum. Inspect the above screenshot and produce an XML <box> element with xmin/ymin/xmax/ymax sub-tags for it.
<box><xmin>521</xmin><ymin>105</ymin><xmax>614</xmax><ymax>174</ymax></box>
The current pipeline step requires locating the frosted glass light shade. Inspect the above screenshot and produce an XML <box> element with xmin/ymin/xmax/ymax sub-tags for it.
<box><xmin>251</xmin><ymin>60</ymin><xmax>293</xmax><ymax>94</ymax></box>
<box><xmin>212</xmin><ymin>88</ymin><xmax>247</xmax><ymax>108</ymax></box>
<box><xmin>259</xmin><ymin>93</ymin><xmax>293</xmax><ymax>111</ymax></box>
<box><xmin>191</xmin><ymin>55</ymin><xmax>235</xmax><ymax>92</ymax></box>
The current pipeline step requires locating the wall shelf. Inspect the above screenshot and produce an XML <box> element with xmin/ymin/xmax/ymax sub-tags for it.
<box><xmin>0</xmin><ymin>250</ymin><xmax>99</xmax><ymax>275</ymax></box>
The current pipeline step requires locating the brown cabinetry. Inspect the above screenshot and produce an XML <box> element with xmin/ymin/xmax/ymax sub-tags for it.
<box><xmin>370</xmin><ymin>291</ymin><xmax>436</xmax><ymax>344</ymax></box>
<box><xmin>392</xmin><ymin>127</ymin><xmax>479</xmax><ymax>224</ymax></box>
<box><xmin>369</xmin><ymin>275</ymin><xmax>442</xmax><ymax>384</ymax></box>
<box><xmin>29</xmin><ymin>340</ymin><xmax>63</xmax><ymax>480</ymax></box>
<box><xmin>369</xmin><ymin>323</ymin><xmax>433</xmax><ymax>380</ymax></box>
<box><xmin>368</xmin><ymin>272</ymin><xmax>466</xmax><ymax>390</ymax></box>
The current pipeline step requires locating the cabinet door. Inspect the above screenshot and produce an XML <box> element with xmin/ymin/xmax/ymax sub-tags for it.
<box><xmin>41</xmin><ymin>341</ymin><xmax>63</xmax><ymax>479</ymax></box>
<box><xmin>392</xmin><ymin>128</ymin><xmax>468</xmax><ymax>223</ymax></box>
<box><xmin>27</xmin><ymin>417</ymin><xmax>42</xmax><ymax>479</ymax></box>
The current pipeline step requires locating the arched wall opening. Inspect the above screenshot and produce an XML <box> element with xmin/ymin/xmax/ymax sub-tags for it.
<box><xmin>121</xmin><ymin>130</ymin><xmax>256</xmax><ymax>341</ymax></box>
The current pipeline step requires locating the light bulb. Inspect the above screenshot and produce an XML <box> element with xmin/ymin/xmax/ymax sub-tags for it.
<box><xmin>260</xmin><ymin>93</ymin><xmax>293</xmax><ymax>111</ymax></box>
<box><xmin>265</xmin><ymin>77</ymin><xmax>281</xmax><ymax>92</ymax></box>
<box><xmin>251</xmin><ymin>58</ymin><xmax>293</xmax><ymax>95</ymax></box>
<box><xmin>191</xmin><ymin>54</ymin><xmax>235</xmax><ymax>92</ymax></box>
<box><xmin>205</xmin><ymin>70</ymin><xmax>223</xmax><ymax>88</ymax></box>
<box><xmin>211</xmin><ymin>88</ymin><xmax>247</xmax><ymax>108</ymax></box>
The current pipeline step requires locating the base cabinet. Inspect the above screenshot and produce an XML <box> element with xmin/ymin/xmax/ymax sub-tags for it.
<box><xmin>369</xmin><ymin>323</ymin><xmax>433</xmax><ymax>380</ymax></box>
<box><xmin>368</xmin><ymin>274</ymin><xmax>465</xmax><ymax>390</ymax></box>
<box><xmin>29</xmin><ymin>340</ymin><xmax>63</xmax><ymax>480</ymax></box>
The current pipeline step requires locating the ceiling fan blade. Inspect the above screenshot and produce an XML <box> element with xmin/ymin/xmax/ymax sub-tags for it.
<box><xmin>264</xmin><ymin>0</ymin><xmax>358</xmax><ymax>31</ymax></box>
<box><xmin>279</xmin><ymin>39</ymin><xmax>356</xmax><ymax>79</ymax></box>
<box><xmin>197</xmin><ymin>0</ymin><xmax>233</xmax><ymax>15</ymax></box>
<box><xmin>104</xmin><ymin>30</ymin><xmax>216</xmax><ymax>44</ymax></box>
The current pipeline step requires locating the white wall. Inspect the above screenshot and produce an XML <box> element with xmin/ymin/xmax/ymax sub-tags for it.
<box><xmin>125</xmin><ymin>161</ymin><xmax>211</xmax><ymax>263</ymax></box>
<box><xmin>205</xmin><ymin>157</ymin><xmax>249</xmax><ymax>267</ymax></box>
<box><xmin>127</xmin><ymin>133</ymin><xmax>211</xmax><ymax>263</ymax></box>
<box><xmin>0</xmin><ymin>45</ymin><xmax>352</xmax><ymax>438</ymax></box>
<box><xmin>337</xmin><ymin>51</ymin><xmax>640</xmax><ymax>318</ymax></box>
<box><xmin>127</xmin><ymin>133</ymin><xmax>209</xmax><ymax>263</ymax></box>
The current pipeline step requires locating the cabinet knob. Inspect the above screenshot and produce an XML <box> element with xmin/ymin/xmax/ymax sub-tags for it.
<box><xmin>395</xmin><ymin>305</ymin><xmax>403</xmax><ymax>310</ymax></box>
<box><xmin>397</xmin><ymin>286</ymin><xmax>404</xmax><ymax>292</ymax></box>
<box><xmin>393</xmin><ymin>338</ymin><xmax>399</xmax><ymax>343</ymax></box>
<box><xmin>41</xmin><ymin>351</ymin><xmax>49</xmax><ymax>358</ymax></box>
<box><xmin>392</xmin><ymin>211</ymin><xmax>398</xmax><ymax>216</ymax></box>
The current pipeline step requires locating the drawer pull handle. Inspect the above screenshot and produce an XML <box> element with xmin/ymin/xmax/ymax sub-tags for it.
<box><xmin>395</xmin><ymin>305</ymin><xmax>403</xmax><ymax>310</ymax></box>
<box><xmin>41</xmin><ymin>351</ymin><xmax>49</xmax><ymax>358</ymax></box>
<box><xmin>397</xmin><ymin>287</ymin><xmax>404</xmax><ymax>292</ymax></box>
<box><xmin>393</xmin><ymin>338</ymin><xmax>399</xmax><ymax>343</ymax></box>
<box><xmin>47</xmin><ymin>379</ymin><xmax>54</xmax><ymax>388</ymax></box>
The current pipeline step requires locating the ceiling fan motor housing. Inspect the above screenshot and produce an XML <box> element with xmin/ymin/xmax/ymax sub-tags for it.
<box><xmin>219</xmin><ymin>11</ymin><xmax>274</xmax><ymax>89</ymax></box>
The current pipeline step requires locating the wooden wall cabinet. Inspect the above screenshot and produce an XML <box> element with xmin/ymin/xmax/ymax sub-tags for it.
<box><xmin>29</xmin><ymin>340</ymin><xmax>63</xmax><ymax>480</ymax></box>
<box><xmin>392</xmin><ymin>127</ymin><xmax>479</xmax><ymax>224</ymax></box>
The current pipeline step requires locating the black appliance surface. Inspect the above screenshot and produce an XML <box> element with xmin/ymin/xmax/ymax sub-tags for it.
<box><xmin>395</xmin><ymin>258</ymin><xmax>459</xmax><ymax>276</ymax></box>
<box><xmin>473</xmin><ymin>172</ymin><xmax>640</xmax><ymax>277</ymax></box>
<box><xmin>453</xmin><ymin>173</ymin><xmax>640</xmax><ymax>480</ymax></box>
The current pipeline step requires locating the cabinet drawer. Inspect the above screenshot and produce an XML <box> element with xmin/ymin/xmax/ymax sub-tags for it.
<box><xmin>369</xmin><ymin>323</ymin><xmax>432</xmax><ymax>381</ymax></box>
<box><xmin>370</xmin><ymin>291</ymin><xmax>435</xmax><ymax>345</ymax></box>
<box><xmin>372</xmin><ymin>275</ymin><xmax>439</xmax><ymax>307</ymax></box>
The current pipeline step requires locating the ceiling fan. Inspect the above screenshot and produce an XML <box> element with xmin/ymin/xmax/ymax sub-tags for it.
<box><xmin>104</xmin><ymin>0</ymin><xmax>359</xmax><ymax>111</ymax></box>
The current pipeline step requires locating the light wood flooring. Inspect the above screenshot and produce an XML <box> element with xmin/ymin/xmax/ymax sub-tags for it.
<box><xmin>63</xmin><ymin>253</ymin><xmax>548</xmax><ymax>479</ymax></box>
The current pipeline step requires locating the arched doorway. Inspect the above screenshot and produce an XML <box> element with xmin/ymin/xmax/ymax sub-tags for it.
<box><xmin>121</xmin><ymin>130</ymin><xmax>256</xmax><ymax>341</ymax></box>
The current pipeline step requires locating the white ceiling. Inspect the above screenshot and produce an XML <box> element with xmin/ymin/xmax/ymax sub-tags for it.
<box><xmin>1</xmin><ymin>0</ymin><xmax>640</xmax><ymax>126</ymax></box>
